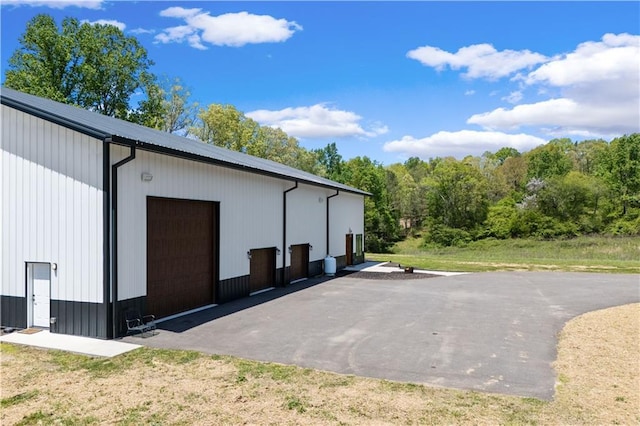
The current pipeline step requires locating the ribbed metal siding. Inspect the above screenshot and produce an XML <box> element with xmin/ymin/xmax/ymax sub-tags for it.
<box><xmin>113</xmin><ymin>147</ymin><xmax>284</xmax><ymax>301</ymax></box>
<box><xmin>328</xmin><ymin>193</ymin><xmax>365</xmax><ymax>258</ymax></box>
<box><xmin>286</xmin><ymin>184</ymin><xmax>328</xmax><ymax>263</ymax></box>
<box><xmin>1</xmin><ymin>106</ymin><xmax>104</xmax><ymax>326</ymax></box>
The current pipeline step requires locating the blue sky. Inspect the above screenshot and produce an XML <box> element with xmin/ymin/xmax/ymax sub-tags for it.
<box><xmin>2</xmin><ymin>1</ymin><xmax>639</xmax><ymax>165</ymax></box>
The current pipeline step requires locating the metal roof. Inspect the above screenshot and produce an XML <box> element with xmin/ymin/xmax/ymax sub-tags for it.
<box><xmin>1</xmin><ymin>87</ymin><xmax>369</xmax><ymax>196</ymax></box>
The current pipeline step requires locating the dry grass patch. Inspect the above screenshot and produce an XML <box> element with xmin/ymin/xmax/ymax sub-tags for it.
<box><xmin>546</xmin><ymin>303</ymin><xmax>640</xmax><ymax>425</ymax></box>
<box><xmin>2</xmin><ymin>303</ymin><xmax>638</xmax><ymax>425</ymax></box>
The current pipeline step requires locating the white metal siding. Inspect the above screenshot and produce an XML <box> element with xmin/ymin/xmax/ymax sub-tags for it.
<box><xmin>329</xmin><ymin>192</ymin><xmax>364</xmax><ymax>257</ymax></box>
<box><xmin>286</xmin><ymin>184</ymin><xmax>329</xmax><ymax>264</ymax></box>
<box><xmin>1</xmin><ymin>105</ymin><xmax>104</xmax><ymax>303</ymax></box>
<box><xmin>113</xmin><ymin>146</ymin><xmax>285</xmax><ymax>300</ymax></box>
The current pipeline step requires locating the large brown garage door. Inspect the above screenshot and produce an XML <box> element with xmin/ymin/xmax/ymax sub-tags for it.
<box><xmin>289</xmin><ymin>244</ymin><xmax>309</xmax><ymax>282</ymax></box>
<box><xmin>147</xmin><ymin>197</ymin><xmax>218</xmax><ymax>318</ymax></box>
<box><xmin>250</xmin><ymin>248</ymin><xmax>276</xmax><ymax>294</ymax></box>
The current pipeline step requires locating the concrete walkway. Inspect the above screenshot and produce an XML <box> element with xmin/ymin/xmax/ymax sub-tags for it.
<box><xmin>0</xmin><ymin>329</ymin><xmax>141</xmax><ymax>357</ymax></box>
<box><xmin>345</xmin><ymin>261</ymin><xmax>468</xmax><ymax>276</ymax></box>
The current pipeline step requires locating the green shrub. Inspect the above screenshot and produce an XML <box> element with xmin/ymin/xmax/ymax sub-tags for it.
<box><xmin>422</xmin><ymin>224</ymin><xmax>473</xmax><ymax>247</ymax></box>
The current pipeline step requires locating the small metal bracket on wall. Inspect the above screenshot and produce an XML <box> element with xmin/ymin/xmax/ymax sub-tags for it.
<box><xmin>247</xmin><ymin>251</ymin><xmax>252</xmax><ymax>260</ymax></box>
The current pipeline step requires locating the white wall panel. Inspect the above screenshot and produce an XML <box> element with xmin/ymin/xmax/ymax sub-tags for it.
<box><xmin>1</xmin><ymin>105</ymin><xmax>104</xmax><ymax>302</ymax></box>
<box><xmin>113</xmin><ymin>147</ymin><xmax>286</xmax><ymax>300</ymax></box>
<box><xmin>329</xmin><ymin>192</ymin><xmax>364</xmax><ymax>257</ymax></box>
<box><xmin>286</xmin><ymin>184</ymin><xmax>330</xmax><ymax>263</ymax></box>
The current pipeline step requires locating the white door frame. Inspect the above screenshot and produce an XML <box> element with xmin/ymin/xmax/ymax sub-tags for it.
<box><xmin>26</xmin><ymin>262</ymin><xmax>51</xmax><ymax>328</ymax></box>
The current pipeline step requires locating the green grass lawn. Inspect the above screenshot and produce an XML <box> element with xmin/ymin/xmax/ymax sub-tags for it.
<box><xmin>367</xmin><ymin>235</ymin><xmax>640</xmax><ymax>273</ymax></box>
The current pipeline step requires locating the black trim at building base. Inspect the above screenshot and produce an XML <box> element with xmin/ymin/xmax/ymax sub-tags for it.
<box><xmin>51</xmin><ymin>300</ymin><xmax>108</xmax><ymax>339</ymax></box>
<box><xmin>1</xmin><ymin>295</ymin><xmax>27</xmax><ymax>329</ymax></box>
<box><xmin>309</xmin><ymin>259</ymin><xmax>323</xmax><ymax>277</ymax></box>
<box><xmin>0</xmin><ymin>296</ymin><xmax>108</xmax><ymax>339</ymax></box>
<box><xmin>218</xmin><ymin>275</ymin><xmax>250</xmax><ymax>303</ymax></box>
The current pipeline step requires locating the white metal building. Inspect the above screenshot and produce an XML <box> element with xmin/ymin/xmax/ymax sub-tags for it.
<box><xmin>1</xmin><ymin>87</ymin><xmax>367</xmax><ymax>339</ymax></box>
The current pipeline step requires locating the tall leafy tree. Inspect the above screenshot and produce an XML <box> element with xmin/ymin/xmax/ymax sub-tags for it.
<box><xmin>5</xmin><ymin>14</ymin><xmax>154</xmax><ymax>119</ymax></box>
<box><xmin>314</xmin><ymin>143</ymin><xmax>344</xmax><ymax>181</ymax></box>
<box><xmin>131</xmin><ymin>77</ymin><xmax>199</xmax><ymax>134</ymax></box>
<box><xmin>597</xmin><ymin>134</ymin><xmax>640</xmax><ymax>216</ymax></box>
<box><xmin>525</xmin><ymin>138</ymin><xmax>573</xmax><ymax>180</ymax></box>
<box><xmin>192</xmin><ymin>104</ymin><xmax>260</xmax><ymax>153</ymax></box>
<box><xmin>493</xmin><ymin>147</ymin><xmax>521</xmax><ymax>165</ymax></box>
<box><xmin>386</xmin><ymin>164</ymin><xmax>425</xmax><ymax>232</ymax></box>
<box><xmin>497</xmin><ymin>156</ymin><xmax>527</xmax><ymax>192</ymax></box>
<box><xmin>424</xmin><ymin>158</ymin><xmax>489</xmax><ymax>230</ymax></box>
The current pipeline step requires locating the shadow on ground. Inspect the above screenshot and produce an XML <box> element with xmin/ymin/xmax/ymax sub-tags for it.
<box><xmin>156</xmin><ymin>272</ymin><xmax>349</xmax><ymax>333</ymax></box>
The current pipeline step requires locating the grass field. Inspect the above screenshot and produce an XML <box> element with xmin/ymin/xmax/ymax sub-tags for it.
<box><xmin>2</xmin><ymin>303</ymin><xmax>638</xmax><ymax>425</ymax></box>
<box><xmin>368</xmin><ymin>235</ymin><xmax>640</xmax><ymax>273</ymax></box>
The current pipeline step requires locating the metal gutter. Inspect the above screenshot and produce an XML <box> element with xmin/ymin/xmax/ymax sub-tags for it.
<box><xmin>110</xmin><ymin>143</ymin><xmax>136</xmax><ymax>338</ymax></box>
<box><xmin>102</xmin><ymin>140</ymin><xmax>111</xmax><ymax>338</ymax></box>
<box><xmin>282</xmin><ymin>182</ymin><xmax>299</xmax><ymax>286</ymax></box>
<box><xmin>326</xmin><ymin>190</ymin><xmax>340</xmax><ymax>256</ymax></box>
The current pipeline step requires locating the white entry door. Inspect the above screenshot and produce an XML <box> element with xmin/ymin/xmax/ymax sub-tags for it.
<box><xmin>30</xmin><ymin>263</ymin><xmax>51</xmax><ymax>328</ymax></box>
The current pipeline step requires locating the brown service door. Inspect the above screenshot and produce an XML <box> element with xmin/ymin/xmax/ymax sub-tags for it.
<box><xmin>250</xmin><ymin>248</ymin><xmax>276</xmax><ymax>293</ymax></box>
<box><xmin>147</xmin><ymin>197</ymin><xmax>217</xmax><ymax>318</ymax></box>
<box><xmin>289</xmin><ymin>244</ymin><xmax>309</xmax><ymax>282</ymax></box>
<box><xmin>346</xmin><ymin>233</ymin><xmax>353</xmax><ymax>266</ymax></box>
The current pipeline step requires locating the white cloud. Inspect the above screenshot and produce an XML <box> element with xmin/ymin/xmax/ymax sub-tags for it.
<box><xmin>383</xmin><ymin>130</ymin><xmax>546</xmax><ymax>159</ymax></box>
<box><xmin>525</xmin><ymin>33</ymin><xmax>639</xmax><ymax>88</ymax></box>
<box><xmin>468</xmin><ymin>97</ymin><xmax>638</xmax><ymax>137</ymax></box>
<box><xmin>155</xmin><ymin>7</ymin><xmax>302</xmax><ymax>48</ymax></box>
<box><xmin>502</xmin><ymin>91</ymin><xmax>523</xmax><ymax>104</ymax></box>
<box><xmin>247</xmin><ymin>104</ymin><xmax>388</xmax><ymax>139</ymax></box>
<box><xmin>130</xmin><ymin>28</ymin><xmax>155</xmax><ymax>35</ymax></box>
<box><xmin>1</xmin><ymin>0</ymin><xmax>103</xmax><ymax>8</ymax></box>
<box><xmin>83</xmin><ymin>19</ymin><xmax>126</xmax><ymax>31</ymax></box>
<box><xmin>469</xmin><ymin>33</ymin><xmax>640</xmax><ymax>138</ymax></box>
<box><xmin>407</xmin><ymin>43</ymin><xmax>547</xmax><ymax>80</ymax></box>
<box><xmin>465</xmin><ymin>90</ymin><xmax>475</xmax><ymax>96</ymax></box>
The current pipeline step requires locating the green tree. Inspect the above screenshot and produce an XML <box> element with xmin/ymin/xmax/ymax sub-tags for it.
<box><xmin>537</xmin><ymin>172</ymin><xmax>597</xmax><ymax>222</ymax></box>
<box><xmin>253</xmin><ymin>126</ymin><xmax>318</xmax><ymax>173</ymax></box>
<box><xmin>525</xmin><ymin>139</ymin><xmax>573</xmax><ymax>180</ymax></box>
<box><xmin>387</xmin><ymin>163</ymin><xmax>425</xmax><ymax>233</ymax></box>
<box><xmin>493</xmin><ymin>147</ymin><xmax>521</xmax><ymax>165</ymax></box>
<box><xmin>571</xmin><ymin>139</ymin><xmax>608</xmax><ymax>175</ymax></box>
<box><xmin>424</xmin><ymin>158</ymin><xmax>489</xmax><ymax>230</ymax></box>
<box><xmin>597</xmin><ymin>134</ymin><xmax>640</xmax><ymax>216</ymax></box>
<box><xmin>191</xmin><ymin>103</ymin><xmax>319</xmax><ymax>172</ymax></box>
<box><xmin>192</xmin><ymin>104</ymin><xmax>260</xmax><ymax>153</ymax></box>
<box><xmin>314</xmin><ymin>143</ymin><xmax>344</xmax><ymax>181</ymax></box>
<box><xmin>5</xmin><ymin>14</ymin><xmax>154</xmax><ymax>119</ymax></box>
<box><xmin>497</xmin><ymin>156</ymin><xmax>527</xmax><ymax>192</ymax></box>
<box><xmin>131</xmin><ymin>77</ymin><xmax>199</xmax><ymax>134</ymax></box>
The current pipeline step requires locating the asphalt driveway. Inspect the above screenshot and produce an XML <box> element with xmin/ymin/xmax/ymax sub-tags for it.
<box><xmin>126</xmin><ymin>271</ymin><xmax>640</xmax><ymax>400</ymax></box>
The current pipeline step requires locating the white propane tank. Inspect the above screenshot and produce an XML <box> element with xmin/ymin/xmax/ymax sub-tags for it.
<box><xmin>324</xmin><ymin>255</ymin><xmax>337</xmax><ymax>276</ymax></box>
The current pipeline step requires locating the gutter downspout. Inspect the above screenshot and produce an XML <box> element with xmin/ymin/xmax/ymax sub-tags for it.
<box><xmin>111</xmin><ymin>144</ymin><xmax>136</xmax><ymax>338</ymax></box>
<box><xmin>282</xmin><ymin>182</ymin><xmax>298</xmax><ymax>287</ymax></box>
<box><xmin>326</xmin><ymin>190</ymin><xmax>340</xmax><ymax>256</ymax></box>
<box><xmin>102</xmin><ymin>140</ymin><xmax>111</xmax><ymax>338</ymax></box>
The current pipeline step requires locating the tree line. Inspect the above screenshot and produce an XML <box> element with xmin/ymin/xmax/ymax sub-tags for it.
<box><xmin>5</xmin><ymin>14</ymin><xmax>639</xmax><ymax>252</ymax></box>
